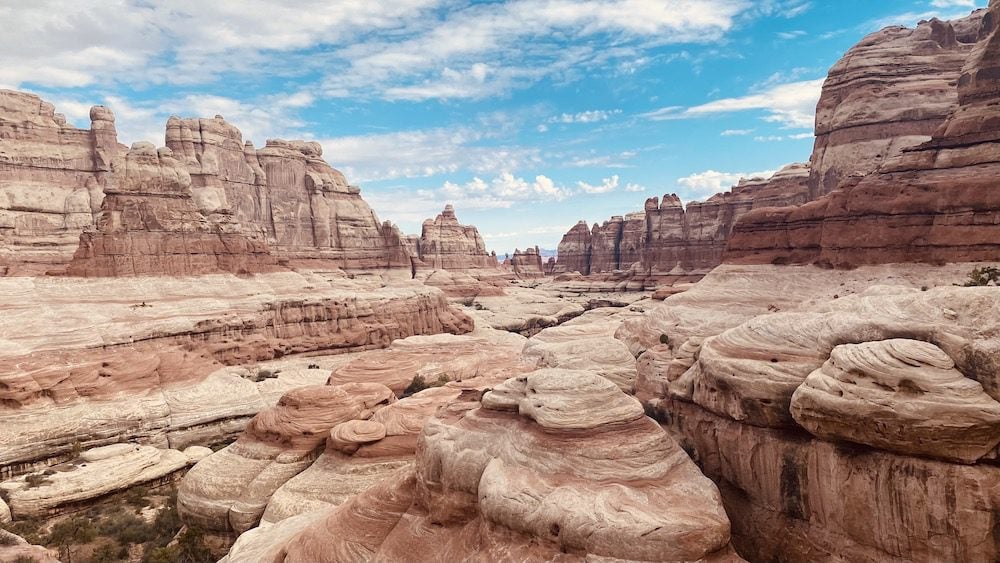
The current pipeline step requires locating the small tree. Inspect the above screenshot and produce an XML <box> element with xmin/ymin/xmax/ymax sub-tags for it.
<box><xmin>962</xmin><ymin>266</ymin><xmax>1000</xmax><ymax>287</ymax></box>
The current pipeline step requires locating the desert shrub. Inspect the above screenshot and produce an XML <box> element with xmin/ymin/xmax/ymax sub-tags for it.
<box><xmin>4</xmin><ymin>519</ymin><xmax>42</xmax><ymax>544</ymax></box>
<box><xmin>307</xmin><ymin>363</ymin><xmax>320</xmax><ymax>369</ymax></box>
<box><xmin>402</xmin><ymin>374</ymin><xmax>429</xmax><ymax>397</ymax></box>
<box><xmin>124</xmin><ymin>485</ymin><xmax>151</xmax><ymax>509</ymax></box>
<box><xmin>962</xmin><ymin>265</ymin><xmax>1000</xmax><ymax>286</ymax></box>
<box><xmin>47</xmin><ymin>516</ymin><xmax>97</xmax><ymax>546</ymax></box>
<box><xmin>143</xmin><ymin>526</ymin><xmax>213</xmax><ymax>563</ymax></box>
<box><xmin>98</xmin><ymin>512</ymin><xmax>157</xmax><ymax>545</ymax></box>
<box><xmin>659</xmin><ymin>334</ymin><xmax>669</xmax><ymax>345</ymax></box>
<box><xmin>255</xmin><ymin>368</ymin><xmax>281</xmax><ymax>381</ymax></box>
<box><xmin>0</xmin><ymin>531</ymin><xmax>18</xmax><ymax>546</ymax></box>
<box><xmin>91</xmin><ymin>541</ymin><xmax>126</xmax><ymax>563</ymax></box>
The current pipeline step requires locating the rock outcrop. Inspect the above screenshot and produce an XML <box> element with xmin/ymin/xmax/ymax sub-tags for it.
<box><xmin>66</xmin><ymin>141</ymin><xmax>280</xmax><ymax>277</ymax></box>
<box><xmin>413</xmin><ymin>205</ymin><xmax>497</xmax><ymax>270</ymax></box>
<box><xmin>809</xmin><ymin>10</ymin><xmax>987</xmax><ymax>199</ymax></box>
<box><xmin>727</xmin><ymin>5</ymin><xmax>1000</xmax><ymax>267</ymax></box>
<box><xmin>510</xmin><ymin>246</ymin><xmax>545</xmax><ymax>278</ymax></box>
<box><xmin>0</xmin><ymin>91</ymin><xmax>113</xmax><ymax>275</ymax></box>
<box><xmin>0</xmin><ymin>529</ymin><xmax>58</xmax><ymax>563</ymax></box>
<box><xmin>178</xmin><ymin>382</ymin><xmax>396</xmax><ymax>533</ymax></box>
<box><xmin>238</xmin><ymin>369</ymin><xmax>741</xmax><ymax>562</ymax></box>
<box><xmin>0</xmin><ymin>273</ymin><xmax>473</xmax><ymax>476</ymax></box>
<box><xmin>1</xmin><ymin>443</ymin><xmax>200</xmax><ymax>518</ymax></box>
<box><xmin>554</xmin><ymin>164</ymin><xmax>809</xmax><ymax>284</ymax></box>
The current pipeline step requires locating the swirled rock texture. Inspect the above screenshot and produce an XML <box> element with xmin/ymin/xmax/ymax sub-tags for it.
<box><xmin>414</xmin><ymin>205</ymin><xmax>497</xmax><ymax>270</ymax></box>
<box><xmin>248</xmin><ymin>369</ymin><xmax>740</xmax><ymax>562</ymax></box>
<box><xmin>809</xmin><ymin>10</ymin><xmax>987</xmax><ymax>199</ymax></box>
<box><xmin>0</xmin><ymin>90</ymin><xmax>113</xmax><ymax>275</ymax></box>
<box><xmin>177</xmin><ymin>383</ymin><xmax>395</xmax><ymax>534</ymax></box>
<box><xmin>727</xmin><ymin>4</ymin><xmax>1000</xmax><ymax>267</ymax></box>
<box><xmin>66</xmin><ymin>141</ymin><xmax>280</xmax><ymax>277</ymax></box>
<box><xmin>790</xmin><ymin>339</ymin><xmax>1000</xmax><ymax>463</ymax></box>
<box><xmin>0</xmin><ymin>274</ymin><xmax>472</xmax><ymax>477</ymax></box>
<box><xmin>553</xmin><ymin>164</ymin><xmax>809</xmax><ymax>284</ymax></box>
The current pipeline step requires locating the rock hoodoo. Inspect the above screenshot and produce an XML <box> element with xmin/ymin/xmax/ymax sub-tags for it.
<box><xmin>413</xmin><ymin>204</ymin><xmax>497</xmax><ymax>270</ymax></box>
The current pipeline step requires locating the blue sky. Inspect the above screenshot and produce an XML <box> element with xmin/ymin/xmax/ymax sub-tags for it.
<box><xmin>2</xmin><ymin>0</ymin><xmax>987</xmax><ymax>254</ymax></box>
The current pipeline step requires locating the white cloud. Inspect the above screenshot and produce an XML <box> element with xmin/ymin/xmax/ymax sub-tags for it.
<box><xmin>549</xmin><ymin>109</ymin><xmax>621</xmax><ymax>124</ymax></box>
<box><xmin>577</xmin><ymin>175</ymin><xmax>620</xmax><ymax>194</ymax></box>
<box><xmin>777</xmin><ymin>30</ymin><xmax>807</xmax><ymax>39</ymax></box>
<box><xmin>930</xmin><ymin>0</ymin><xmax>976</xmax><ymax>7</ymax></box>
<box><xmin>625</xmin><ymin>183</ymin><xmax>646</xmax><ymax>192</ymax></box>
<box><xmin>721</xmin><ymin>128</ymin><xmax>754</xmax><ymax>136</ymax></box>
<box><xmin>677</xmin><ymin>168</ymin><xmax>778</xmax><ymax>198</ymax></box>
<box><xmin>753</xmin><ymin>131</ymin><xmax>814</xmax><ymax>142</ymax></box>
<box><xmin>644</xmin><ymin>78</ymin><xmax>823</xmax><ymax>129</ymax></box>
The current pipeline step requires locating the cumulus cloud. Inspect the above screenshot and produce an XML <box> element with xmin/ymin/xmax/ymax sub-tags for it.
<box><xmin>721</xmin><ymin>128</ymin><xmax>754</xmax><ymax>136</ymax></box>
<box><xmin>676</xmin><ymin>168</ymin><xmax>778</xmax><ymax>198</ymax></box>
<box><xmin>548</xmin><ymin>109</ymin><xmax>621</xmax><ymax>124</ymax></box>
<box><xmin>625</xmin><ymin>183</ymin><xmax>647</xmax><ymax>192</ymax></box>
<box><xmin>644</xmin><ymin>78</ymin><xmax>823</xmax><ymax>129</ymax></box>
<box><xmin>577</xmin><ymin>175</ymin><xmax>620</xmax><ymax>194</ymax></box>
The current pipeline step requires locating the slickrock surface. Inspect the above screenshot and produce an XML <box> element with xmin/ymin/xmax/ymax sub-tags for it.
<box><xmin>635</xmin><ymin>261</ymin><xmax>1000</xmax><ymax>561</ymax></box>
<box><xmin>419</xmin><ymin>269</ymin><xmax>507</xmax><ymax>300</ymax></box>
<box><xmin>0</xmin><ymin>91</ymin><xmax>113</xmax><ymax>275</ymax></box>
<box><xmin>327</xmin><ymin>333</ymin><xmax>534</xmax><ymax>394</ymax></box>
<box><xmin>248</xmin><ymin>369</ymin><xmax>740</xmax><ymax>562</ymax></box>
<box><xmin>166</xmin><ymin>117</ymin><xmax>413</xmax><ymax>271</ymax></box>
<box><xmin>727</xmin><ymin>4</ymin><xmax>1000</xmax><ymax>267</ymax></box>
<box><xmin>790</xmin><ymin>339</ymin><xmax>1000</xmax><ymax>462</ymax></box>
<box><xmin>67</xmin><ymin>141</ymin><xmax>280</xmax><ymax>277</ymax></box>
<box><xmin>522</xmin><ymin>319</ymin><xmax>639</xmax><ymax>391</ymax></box>
<box><xmin>554</xmin><ymin>163</ymin><xmax>808</xmax><ymax>284</ymax></box>
<box><xmin>413</xmin><ymin>205</ymin><xmax>497</xmax><ymax>270</ymax></box>
<box><xmin>0</xmin><ymin>443</ymin><xmax>194</xmax><ymax>518</ymax></box>
<box><xmin>0</xmin><ymin>273</ymin><xmax>472</xmax><ymax>475</ymax></box>
<box><xmin>464</xmin><ymin>285</ymin><xmax>587</xmax><ymax>335</ymax></box>
<box><xmin>178</xmin><ymin>383</ymin><xmax>395</xmax><ymax>533</ymax></box>
<box><xmin>260</xmin><ymin>386</ymin><xmax>462</xmax><ymax>524</ymax></box>
<box><xmin>809</xmin><ymin>10</ymin><xmax>986</xmax><ymax>199</ymax></box>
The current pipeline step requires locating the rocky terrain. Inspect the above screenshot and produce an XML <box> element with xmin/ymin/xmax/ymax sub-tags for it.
<box><xmin>3</xmin><ymin>3</ymin><xmax>1000</xmax><ymax>563</ymax></box>
<box><xmin>553</xmin><ymin>163</ymin><xmax>810</xmax><ymax>286</ymax></box>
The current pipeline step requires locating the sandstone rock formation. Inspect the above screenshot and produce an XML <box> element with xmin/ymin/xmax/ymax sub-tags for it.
<box><xmin>66</xmin><ymin>141</ymin><xmax>280</xmax><ymax>277</ymax></box>
<box><xmin>413</xmin><ymin>205</ymin><xmax>497</xmax><ymax>270</ymax></box>
<box><xmin>178</xmin><ymin>382</ymin><xmax>395</xmax><ymax>533</ymax></box>
<box><xmin>0</xmin><ymin>91</ymin><xmax>113</xmax><ymax>275</ymax></box>
<box><xmin>0</xmin><ymin>529</ymin><xmax>58</xmax><ymax>563</ymax></box>
<box><xmin>167</xmin><ymin>117</ymin><xmax>414</xmax><ymax>271</ymax></box>
<box><xmin>240</xmin><ymin>369</ymin><xmax>740</xmax><ymax>562</ymax></box>
<box><xmin>809</xmin><ymin>10</ymin><xmax>987</xmax><ymax>199</ymax></box>
<box><xmin>510</xmin><ymin>246</ymin><xmax>545</xmax><ymax>278</ymax></box>
<box><xmin>629</xmin><ymin>261</ymin><xmax>1000</xmax><ymax>561</ymax></box>
<box><xmin>727</xmin><ymin>5</ymin><xmax>1000</xmax><ymax>267</ymax></box>
<box><xmin>0</xmin><ymin>273</ymin><xmax>472</xmax><ymax>476</ymax></box>
<box><xmin>0</xmin><ymin>443</ymin><xmax>195</xmax><ymax>518</ymax></box>
<box><xmin>554</xmin><ymin>163</ymin><xmax>809</xmax><ymax>284</ymax></box>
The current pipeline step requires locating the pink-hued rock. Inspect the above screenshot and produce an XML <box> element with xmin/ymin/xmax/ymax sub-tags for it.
<box><xmin>511</xmin><ymin>246</ymin><xmax>545</xmax><ymax>278</ymax></box>
<box><xmin>414</xmin><ymin>205</ymin><xmax>497</xmax><ymax>270</ymax></box>
<box><xmin>809</xmin><ymin>10</ymin><xmax>987</xmax><ymax>199</ymax></box>
<box><xmin>258</xmin><ymin>370</ymin><xmax>741</xmax><ymax>562</ymax></box>
<box><xmin>726</xmin><ymin>5</ymin><xmax>1000</xmax><ymax>267</ymax></box>
<box><xmin>66</xmin><ymin>141</ymin><xmax>281</xmax><ymax>277</ymax></box>
<box><xmin>554</xmin><ymin>164</ymin><xmax>809</xmax><ymax>284</ymax></box>
<box><xmin>0</xmin><ymin>90</ymin><xmax>114</xmax><ymax>275</ymax></box>
<box><xmin>177</xmin><ymin>382</ymin><xmax>396</xmax><ymax>533</ymax></box>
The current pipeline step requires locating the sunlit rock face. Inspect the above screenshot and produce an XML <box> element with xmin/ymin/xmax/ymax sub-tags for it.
<box><xmin>808</xmin><ymin>9</ymin><xmax>987</xmax><ymax>199</ymax></box>
<box><xmin>628</xmin><ymin>259</ymin><xmax>1000</xmax><ymax>561</ymax></box>
<box><xmin>511</xmin><ymin>245</ymin><xmax>545</xmax><ymax>278</ymax></box>
<box><xmin>165</xmin><ymin>116</ymin><xmax>413</xmax><ymax>272</ymax></box>
<box><xmin>233</xmin><ymin>370</ymin><xmax>742</xmax><ymax>563</ymax></box>
<box><xmin>552</xmin><ymin>164</ymin><xmax>809</xmax><ymax>284</ymax></box>
<box><xmin>0</xmin><ymin>90</ymin><xmax>114</xmax><ymax>275</ymax></box>
<box><xmin>727</xmin><ymin>5</ymin><xmax>1000</xmax><ymax>267</ymax></box>
<box><xmin>414</xmin><ymin>205</ymin><xmax>497</xmax><ymax>270</ymax></box>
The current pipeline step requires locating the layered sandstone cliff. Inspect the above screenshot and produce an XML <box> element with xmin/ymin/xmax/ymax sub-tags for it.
<box><xmin>809</xmin><ymin>10</ymin><xmax>987</xmax><ymax>198</ymax></box>
<box><xmin>511</xmin><ymin>246</ymin><xmax>545</xmax><ymax>278</ymax></box>
<box><xmin>554</xmin><ymin>163</ymin><xmax>809</xmax><ymax>280</ymax></box>
<box><xmin>66</xmin><ymin>141</ymin><xmax>280</xmax><ymax>277</ymax></box>
<box><xmin>414</xmin><ymin>204</ymin><xmax>497</xmax><ymax>269</ymax></box>
<box><xmin>727</xmin><ymin>4</ymin><xmax>1000</xmax><ymax>267</ymax></box>
<box><xmin>0</xmin><ymin>91</ymin><xmax>114</xmax><ymax>275</ymax></box>
<box><xmin>165</xmin><ymin>116</ymin><xmax>412</xmax><ymax>271</ymax></box>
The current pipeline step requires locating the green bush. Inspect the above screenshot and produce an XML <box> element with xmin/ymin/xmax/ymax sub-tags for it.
<box><xmin>962</xmin><ymin>265</ymin><xmax>1000</xmax><ymax>286</ymax></box>
<box><xmin>143</xmin><ymin>526</ymin><xmax>213</xmax><ymax>563</ymax></box>
<box><xmin>402</xmin><ymin>374</ymin><xmax>450</xmax><ymax>397</ymax></box>
<box><xmin>47</xmin><ymin>516</ymin><xmax>97</xmax><ymax>546</ymax></box>
<box><xmin>98</xmin><ymin>512</ymin><xmax>157</xmax><ymax>545</ymax></box>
